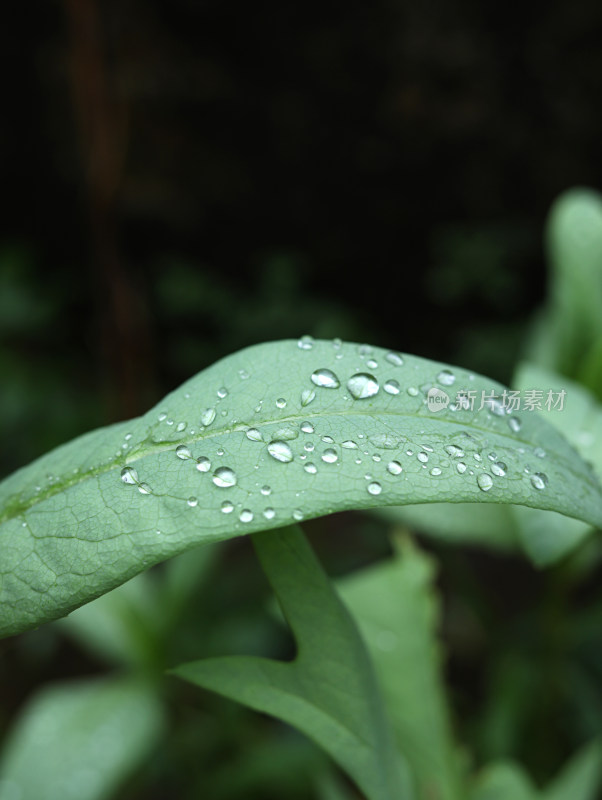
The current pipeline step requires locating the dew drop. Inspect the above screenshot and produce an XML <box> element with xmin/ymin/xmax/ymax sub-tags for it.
<box><xmin>187</xmin><ymin>497</ymin><xmax>198</xmax><ymax>507</ymax></box>
<box><xmin>261</xmin><ymin>485</ymin><xmax>272</xmax><ymax>496</ymax></box>
<box><xmin>301</xmin><ymin>389</ymin><xmax>316</xmax><ymax>406</ymax></box>
<box><xmin>486</xmin><ymin>398</ymin><xmax>505</xmax><ymax>417</ymax></box>
<box><xmin>407</xmin><ymin>387</ymin><xmax>419</xmax><ymax>397</ymax></box>
<box><xmin>239</xmin><ymin>509</ymin><xmax>254</xmax><ymax>523</ymax></box>
<box><xmin>201</xmin><ymin>408</ymin><xmax>216</xmax><ymax>426</ymax></box>
<box><xmin>491</xmin><ymin>461</ymin><xmax>507</xmax><ymax>477</ymax></box>
<box><xmin>301</xmin><ymin>422</ymin><xmax>314</xmax><ymax>434</ymax></box>
<box><xmin>238</xmin><ymin>368</ymin><xmax>250</xmax><ymax>380</ymax></box>
<box><xmin>322</xmin><ymin>448</ymin><xmax>338</xmax><ymax>463</ymax></box>
<box><xmin>276</xmin><ymin>398</ymin><xmax>287</xmax><ymax>409</ymax></box>
<box><xmin>384</xmin><ymin>379</ymin><xmax>401</xmax><ymax>395</ymax></box>
<box><xmin>196</xmin><ymin>456</ymin><xmax>211</xmax><ymax>473</ymax></box>
<box><xmin>138</xmin><ymin>483</ymin><xmax>152</xmax><ymax>495</ymax></box>
<box><xmin>221</xmin><ymin>500</ymin><xmax>234</xmax><ymax>514</ymax></box>
<box><xmin>177</xmin><ymin>422</ymin><xmax>187</xmax><ymax>432</ymax></box>
<box><xmin>417</xmin><ymin>452</ymin><xmax>429</xmax><ymax>463</ymax></box>
<box><xmin>457</xmin><ymin>462</ymin><xmax>467</xmax><ymax>474</ymax></box>
<box><xmin>217</xmin><ymin>387</ymin><xmax>228</xmax><ymax>399</ymax></box>
<box><xmin>263</xmin><ymin>507</ymin><xmax>275</xmax><ymax>520</ymax></box>
<box><xmin>367</xmin><ymin>481</ymin><xmax>382</xmax><ymax>496</ymax></box>
<box><xmin>212</xmin><ymin>467</ymin><xmax>237</xmax><ymax>488</ymax></box>
<box><xmin>387</xmin><ymin>460</ymin><xmax>403</xmax><ymax>475</ymax></box>
<box><xmin>358</xmin><ymin>344</ymin><xmax>373</xmax><ymax>356</ymax></box>
<box><xmin>158</xmin><ymin>412</ymin><xmax>167</xmax><ymax>422</ymax></box>
<box><xmin>366</xmin><ymin>359</ymin><xmax>378</xmax><ymax>369</ymax></box>
<box><xmin>246</xmin><ymin>428</ymin><xmax>263</xmax><ymax>442</ymax></box>
<box><xmin>347</xmin><ymin>373</ymin><xmax>379</xmax><ymax>399</ymax></box>
<box><xmin>445</xmin><ymin>445</ymin><xmax>465</xmax><ymax>458</ymax></box>
<box><xmin>531</xmin><ymin>472</ymin><xmax>548</xmax><ymax>490</ymax></box>
<box><xmin>342</xmin><ymin>440</ymin><xmax>358</xmax><ymax>449</ymax></box>
<box><xmin>176</xmin><ymin>445</ymin><xmax>192</xmax><ymax>460</ymax></box>
<box><xmin>430</xmin><ymin>467</ymin><xmax>442</xmax><ymax>476</ymax></box>
<box><xmin>304</xmin><ymin>442</ymin><xmax>315</xmax><ymax>452</ymax></box>
<box><xmin>437</xmin><ymin>369</ymin><xmax>456</xmax><ymax>386</ymax></box>
<box><xmin>385</xmin><ymin>351</ymin><xmax>404</xmax><ymax>367</ymax></box>
<box><xmin>267</xmin><ymin>440</ymin><xmax>294</xmax><ymax>463</ymax></box>
<box><xmin>322</xmin><ymin>435</ymin><xmax>334</xmax><ymax>443</ymax></box>
<box><xmin>534</xmin><ymin>447</ymin><xmax>546</xmax><ymax>459</ymax></box>
<box><xmin>298</xmin><ymin>335</ymin><xmax>314</xmax><ymax>350</ymax></box>
<box><xmin>508</xmin><ymin>416</ymin><xmax>522</xmax><ymax>433</ymax></box>
<box><xmin>120</xmin><ymin>466</ymin><xmax>139</xmax><ymax>485</ymax></box>
<box><xmin>311</xmin><ymin>368</ymin><xmax>340</xmax><ymax>389</ymax></box>
<box><xmin>477</xmin><ymin>473</ymin><xmax>494</xmax><ymax>492</ymax></box>
<box><xmin>304</xmin><ymin>462</ymin><xmax>317</xmax><ymax>474</ymax></box>
<box><xmin>293</xmin><ymin>509</ymin><xmax>304</xmax><ymax>521</ymax></box>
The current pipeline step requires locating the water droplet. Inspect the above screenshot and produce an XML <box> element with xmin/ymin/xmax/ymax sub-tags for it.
<box><xmin>124</xmin><ymin>433</ymin><xmax>132</xmax><ymax>441</ymax></box>
<box><xmin>276</xmin><ymin>398</ymin><xmax>287</xmax><ymax>408</ymax></box>
<box><xmin>293</xmin><ymin>509</ymin><xmax>304</xmax><ymax>521</ymax></box>
<box><xmin>531</xmin><ymin>472</ymin><xmax>548</xmax><ymax>490</ymax></box>
<box><xmin>201</xmin><ymin>408</ymin><xmax>216</xmax><ymax>426</ymax></box>
<box><xmin>263</xmin><ymin>507</ymin><xmax>275</xmax><ymax>519</ymax></box>
<box><xmin>358</xmin><ymin>344</ymin><xmax>372</xmax><ymax>356</ymax></box>
<box><xmin>372</xmin><ymin>453</ymin><xmax>382</xmax><ymax>462</ymax></box>
<box><xmin>347</xmin><ymin>373</ymin><xmax>379</xmax><ymax>399</ymax></box>
<box><xmin>158</xmin><ymin>412</ymin><xmax>167</xmax><ymax>422</ymax></box>
<box><xmin>407</xmin><ymin>386</ymin><xmax>419</xmax><ymax>396</ymax></box>
<box><xmin>508</xmin><ymin>416</ymin><xmax>522</xmax><ymax>433</ymax></box>
<box><xmin>221</xmin><ymin>501</ymin><xmax>234</xmax><ymax>514</ymax></box>
<box><xmin>534</xmin><ymin>447</ymin><xmax>546</xmax><ymax>458</ymax></box>
<box><xmin>176</xmin><ymin>445</ymin><xmax>192</xmax><ymax>460</ymax></box>
<box><xmin>238</xmin><ymin>368</ymin><xmax>250</xmax><ymax>380</ymax></box>
<box><xmin>477</xmin><ymin>473</ymin><xmax>494</xmax><ymax>492</ymax></box>
<box><xmin>217</xmin><ymin>387</ymin><xmax>228</xmax><ymax>399</ymax></box>
<box><xmin>304</xmin><ymin>462</ymin><xmax>317</xmax><ymax>474</ymax></box>
<box><xmin>301</xmin><ymin>389</ymin><xmax>316</xmax><ymax>406</ymax></box>
<box><xmin>384</xmin><ymin>379</ymin><xmax>400</xmax><ymax>395</ymax></box>
<box><xmin>267</xmin><ymin>440</ymin><xmax>293</xmax><ymax>463</ymax></box>
<box><xmin>138</xmin><ymin>483</ymin><xmax>152</xmax><ymax>495</ymax></box>
<box><xmin>491</xmin><ymin>461</ymin><xmax>507</xmax><ymax>477</ymax></box>
<box><xmin>276</xmin><ymin>426</ymin><xmax>299</xmax><ymax>441</ymax></box>
<box><xmin>261</xmin><ymin>485</ymin><xmax>272</xmax><ymax>496</ymax></box>
<box><xmin>437</xmin><ymin>369</ymin><xmax>456</xmax><ymax>386</ymax></box>
<box><xmin>239</xmin><ymin>509</ymin><xmax>254</xmax><ymax>523</ymax></box>
<box><xmin>417</xmin><ymin>452</ymin><xmax>429</xmax><ymax>463</ymax></box>
<box><xmin>486</xmin><ymin>398</ymin><xmax>505</xmax><ymax>417</ymax></box>
<box><xmin>187</xmin><ymin>497</ymin><xmax>198</xmax><ymax>507</ymax></box>
<box><xmin>298</xmin><ymin>335</ymin><xmax>314</xmax><ymax>350</ymax></box>
<box><xmin>430</xmin><ymin>467</ymin><xmax>442</xmax><ymax>476</ymax></box>
<box><xmin>311</xmin><ymin>368</ymin><xmax>340</xmax><ymax>389</ymax></box>
<box><xmin>445</xmin><ymin>445</ymin><xmax>464</xmax><ymax>458</ymax></box>
<box><xmin>321</xmin><ymin>448</ymin><xmax>338</xmax><ymax>463</ymax></box>
<box><xmin>387</xmin><ymin>460</ymin><xmax>403</xmax><ymax>475</ymax></box>
<box><xmin>301</xmin><ymin>422</ymin><xmax>314</xmax><ymax>434</ymax></box>
<box><xmin>304</xmin><ymin>442</ymin><xmax>315</xmax><ymax>452</ymax></box>
<box><xmin>322</xmin><ymin>435</ymin><xmax>334</xmax><ymax>443</ymax></box>
<box><xmin>342</xmin><ymin>440</ymin><xmax>357</xmax><ymax>449</ymax></box>
<box><xmin>456</xmin><ymin>462</ymin><xmax>467</xmax><ymax>474</ymax></box>
<box><xmin>473</xmin><ymin>453</ymin><xmax>482</xmax><ymax>462</ymax></box>
<box><xmin>196</xmin><ymin>456</ymin><xmax>211</xmax><ymax>473</ymax></box>
<box><xmin>212</xmin><ymin>467</ymin><xmax>237</xmax><ymax>488</ymax></box>
<box><xmin>332</xmin><ymin>337</ymin><xmax>342</xmax><ymax>349</ymax></box>
<box><xmin>369</xmin><ymin>433</ymin><xmax>401</xmax><ymax>449</ymax></box>
<box><xmin>166</xmin><ymin>419</ymin><xmax>174</xmax><ymax>426</ymax></box>
<box><xmin>246</xmin><ymin>428</ymin><xmax>263</xmax><ymax>442</ymax></box>
<box><xmin>386</xmin><ymin>351</ymin><xmax>404</xmax><ymax>366</ymax></box>
<box><xmin>366</xmin><ymin>359</ymin><xmax>378</xmax><ymax>369</ymax></box>
<box><xmin>121</xmin><ymin>467</ymin><xmax>139</xmax><ymax>485</ymax></box>
<box><xmin>216</xmin><ymin>447</ymin><xmax>224</xmax><ymax>456</ymax></box>
<box><xmin>367</xmin><ymin>481</ymin><xmax>382</xmax><ymax>496</ymax></box>
<box><xmin>177</xmin><ymin>422</ymin><xmax>187</xmax><ymax>432</ymax></box>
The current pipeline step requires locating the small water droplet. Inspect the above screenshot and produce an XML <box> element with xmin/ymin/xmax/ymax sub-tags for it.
<box><xmin>473</xmin><ymin>453</ymin><xmax>482</xmax><ymax>462</ymax></box>
<box><xmin>311</xmin><ymin>368</ymin><xmax>340</xmax><ymax>389</ymax></box>
<box><xmin>301</xmin><ymin>389</ymin><xmax>316</xmax><ymax>406</ymax></box>
<box><xmin>534</xmin><ymin>447</ymin><xmax>546</xmax><ymax>458</ymax></box>
<box><xmin>158</xmin><ymin>412</ymin><xmax>167</xmax><ymax>422</ymax></box>
<box><xmin>293</xmin><ymin>509</ymin><xmax>304</xmax><ymax>521</ymax></box>
<box><xmin>372</xmin><ymin>453</ymin><xmax>382</xmax><ymax>462</ymax></box>
<box><xmin>407</xmin><ymin>387</ymin><xmax>419</xmax><ymax>396</ymax></box>
<box><xmin>437</xmin><ymin>369</ymin><xmax>456</xmax><ymax>386</ymax></box>
<box><xmin>322</xmin><ymin>448</ymin><xmax>338</xmax><ymax>463</ymax></box>
<box><xmin>217</xmin><ymin>387</ymin><xmax>228</xmax><ymax>399</ymax></box>
<box><xmin>187</xmin><ymin>497</ymin><xmax>198</xmax><ymax>507</ymax></box>
<box><xmin>508</xmin><ymin>416</ymin><xmax>522</xmax><ymax>433</ymax></box>
<box><xmin>238</xmin><ymin>368</ymin><xmax>250</xmax><ymax>380</ymax></box>
<box><xmin>196</xmin><ymin>456</ymin><xmax>211</xmax><ymax>473</ymax></box>
<box><xmin>347</xmin><ymin>373</ymin><xmax>379</xmax><ymax>399</ymax></box>
<box><xmin>124</xmin><ymin>433</ymin><xmax>132</xmax><ymax>441</ymax></box>
<box><xmin>486</xmin><ymin>398</ymin><xmax>505</xmax><ymax>416</ymax></box>
<box><xmin>387</xmin><ymin>460</ymin><xmax>403</xmax><ymax>475</ymax></box>
<box><xmin>177</xmin><ymin>421</ymin><xmax>187</xmax><ymax>432</ymax></box>
<box><xmin>322</xmin><ymin>435</ymin><xmax>334</xmax><ymax>443</ymax></box>
<box><xmin>261</xmin><ymin>485</ymin><xmax>272</xmax><ymax>496</ymax></box>
<box><xmin>477</xmin><ymin>473</ymin><xmax>494</xmax><ymax>492</ymax></box>
<box><xmin>366</xmin><ymin>358</ymin><xmax>378</xmax><ymax>369</ymax></box>
<box><xmin>457</xmin><ymin>462</ymin><xmax>467</xmax><ymax>474</ymax></box>
<box><xmin>304</xmin><ymin>442</ymin><xmax>315</xmax><ymax>452</ymax></box>
<box><xmin>216</xmin><ymin>447</ymin><xmax>224</xmax><ymax>456</ymax></box>
<box><xmin>176</xmin><ymin>445</ymin><xmax>192</xmax><ymax>460</ymax></box>
<box><xmin>166</xmin><ymin>419</ymin><xmax>174</xmax><ymax>426</ymax></box>
<box><xmin>491</xmin><ymin>461</ymin><xmax>507</xmax><ymax>477</ymax></box>
<box><xmin>212</xmin><ymin>467</ymin><xmax>237</xmax><ymax>488</ymax></box>
<box><xmin>531</xmin><ymin>472</ymin><xmax>548</xmax><ymax>490</ymax></box>
<box><xmin>267</xmin><ymin>440</ymin><xmax>293</xmax><ymax>463</ymax></box>
<box><xmin>246</xmin><ymin>428</ymin><xmax>263</xmax><ymax>442</ymax></box>
<box><xmin>121</xmin><ymin>467</ymin><xmax>139</xmax><ymax>485</ymax></box>
<box><xmin>417</xmin><ymin>452</ymin><xmax>429</xmax><ymax>463</ymax></box>
<box><xmin>445</xmin><ymin>445</ymin><xmax>464</xmax><ymax>458</ymax></box>
<box><xmin>367</xmin><ymin>481</ymin><xmax>382</xmax><ymax>495</ymax></box>
<box><xmin>263</xmin><ymin>507</ymin><xmax>275</xmax><ymax>519</ymax></box>
<box><xmin>384</xmin><ymin>379</ymin><xmax>400</xmax><ymax>395</ymax></box>
<box><xmin>304</xmin><ymin>462</ymin><xmax>317</xmax><ymax>474</ymax></box>
<box><xmin>298</xmin><ymin>335</ymin><xmax>314</xmax><ymax>350</ymax></box>
<box><xmin>201</xmin><ymin>408</ymin><xmax>216</xmax><ymax>426</ymax></box>
<box><xmin>239</xmin><ymin>509</ymin><xmax>254</xmax><ymax>523</ymax></box>
<box><xmin>342</xmin><ymin>440</ymin><xmax>357</xmax><ymax>449</ymax></box>
<box><xmin>430</xmin><ymin>467</ymin><xmax>442</xmax><ymax>476</ymax></box>
<box><xmin>386</xmin><ymin>351</ymin><xmax>404</xmax><ymax>366</ymax></box>
<box><xmin>221</xmin><ymin>500</ymin><xmax>234</xmax><ymax>513</ymax></box>
<box><xmin>301</xmin><ymin>422</ymin><xmax>314</xmax><ymax>434</ymax></box>
<box><xmin>276</xmin><ymin>398</ymin><xmax>287</xmax><ymax>408</ymax></box>
<box><xmin>138</xmin><ymin>483</ymin><xmax>152</xmax><ymax>495</ymax></box>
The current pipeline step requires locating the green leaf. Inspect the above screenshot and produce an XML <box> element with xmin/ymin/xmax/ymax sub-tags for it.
<box><xmin>337</xmin><ymin>536</ymin><xmax>464</xmax><ymax>800</ymax></box>
<box><xmin>543</xmin><ymin>739</ymin><xmax>602</xmax><ymax>800</ymax></box>
<box><xmin>0</xmin><ymin>677</ymin><xmax>163</xmax><ymax>800</ymax></box>
<box><xmin>2</xmin><ymin>338</ymin><xmax>602</xmax><ymax>636</ymax></box>
<box><xmin>470</xmin><ymin>762</ymin><xmax>540</xmax><ymax>800</ymax></box>
<box><xmin>171</xmin><ymin>525</ymin><xmax>411</xmax><ymax>800</ymax></box>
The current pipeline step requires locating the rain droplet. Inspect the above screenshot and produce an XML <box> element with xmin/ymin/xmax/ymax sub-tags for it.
<box><xmin>445</xmin><ymin>445</ymin><xmax>464</xmax><ymax>458</ymax></box>
<box><xmin>298</xmin><ymin>335</ymin><xmax>314</xmax><ymax>350</ymax></box>
<box><xmin>301</xmin><ymin>422</ymin><xmax>314</xmax><ymax>434</ymax></box>
<box><xmin>276</xmin><ymin>426</ymin><xmax>299</xmax><ymax>441</ymax></box>
<box><xmin>187</xmin><ymin>497</ymin><xmax>198</xmax><ymax>507</ymax></box>
<box><xmin>417</xmin><ymin>452</ymin><xmax>429</xmax><ymax>463</ymax></box>
<box><xmin>385</xmin><ymin>351</ymin><xmax>404</xmax><ymax>366</ymax></box>
<box><xmin>321</xmin><ymin>448</ymin><xmax>338</xmax><ymax>463</ymax></box>
<box><xmin>367</xmin><ymin>481</ymin><xmax>382</xmax><ymax>496</ymax></box>
<box><xmin>201</xmin><ymin>408</ymin><xmax>216</xmax><ymax>426</ymax></box>
<box><xmin>322</xmin><ymin>435</ymin><xmax>334</xmax><ymax>443</ymax></box>
<box><xmin>457</xmin><ymin>462</ymin><xmax>467</xmax><ymax>474</ymax></box>
<box><xmin>384</xmin><ymin>379</ymin><xmax>400</xmax><ymax>395</ymax></box>
<box><xmin>531</xmin><ymin>472</ymin><xmax>548</xmax><ymax>490</ymax></box>
<box><xmin>430</xmin><ymin>467</ymin><xmax>442</xmax><ymax>476</ymax></box>
<box><xmin>477</xmin><ymin>473</ymin><xmax>494</xmax><ymax>492</ymax></box>
<box><xmin>158</xmin><ymin>412</ymin><xmax>167</xmax><ymax>422</ymax></box>
<box><xmin>138</xmin><ymin>483</ymin><xmax>152</xmax><ymax>495</ymax></box>
<box><xmin>263</xmin><ymin>507</ymin><xmax>275</xmax><ymax>520</ymax></box>
<box><xmin>121</xmin><ymin>467</ymin><xmax>139</xmax><ymax>485</ymax></box>
<box><xmin>301</xmin><ymin>389</ymin><xmax>316</xmax><ymax>406</ymax></box>
<box><xmin>261</xmin><ymin>485</ymin><xmax>272</xmax><ymax>496</ymax></box>
<box><xmin>293</xmin><ymin>509</ymin><xmax>304</xmax><ymax>520</ymax></box>
<box><xmin>276</xmin><ymin>398</ymin><xmax>287</xmax><ymax>408</ymax></box>
<box><xmin>221</xmin><ymin>500</ymin><xmax>234</xmax><ymax>514</ymax></box>
<box><xmin>267</xmin><ymin>440</ymin><xmax>293</xmax><ymax>463</ymax></box>
<box><xmin>246</xmin><ymin>428</ymin><xmax>263</xmax><ymax>442</ymax></box>
<box><xmin>304</xmin><ymin>462</ymin><xmax>317</xmax><ymax>474</ymax></box>
<box><xmin>176</xmin><ymin>445</ymin><xmax>192</xmax><ymax>460</ymax></box>
<box><xmin>342</xmin><ymin>440</ymin><xmax>357</xmax><ymax>449</ymax></box>
<box><xmin>437</xmin><ymin>369</ymin><xmax>456</xmax><ymax>386</ymax></box>
<box><xmin>304</xmin><ymin>442</ymin><xmax>315</xmax><ymax>452</ymax></box>
<box><xmin>212</xmin><ymin>467</ymin><xmax>237</xmax><ymax>488</ymax></box>
<box><xmin>196</xmin><ymin>456</ymin><xmax>211</xmax><ymax>473</ymax></box>
<box><xmin>508</xmin><ymin>416</ymin><xmax>522</xmax><ymax>433</ymax></box>
<box><xmin>387</xmin><ymin>460</ymin><xmax>403</xmax><ymax>475</ymax></box>
<box><xmin>311</xmin><ymin>368</ymin><xmax>340</xmax><ymax>389</ymax></box>
<box><xmin>366</xmin><ymin>359</ymin><xmax>378</xmax><ymax>369</ymax></box>
<box><xmin>491</xmin><ymin>461</ymin><xmax>507</xmax><ymax>477</ymax></box>
<box><xmin>239</xmin><ymin>509</ymin><xmax>254</xmax><ymax>523</ymax></box>
<box><xmin>347</xmin><ymin>373</ymin><xmax>379</xmax><ymax>399</ymax></box>
<box><xmin>177</xmin><ymin>422</ymin><xmax>187</xmax><ymax>432</ymax></box>
<box><xmin>217</xmin><ymin>387</ymin><xmax>228</xmax><ymax>399</ymax></box>
<box><xmin>407</xmin><ymin>387</ymin><xmax>419</xmax><ymax>396</ymax></box>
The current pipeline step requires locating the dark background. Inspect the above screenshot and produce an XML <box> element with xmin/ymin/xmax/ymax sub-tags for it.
<box><xmin>1</xmin><ymin>2</ymin><xmax>602</xmax><ymax>797</ymax></box>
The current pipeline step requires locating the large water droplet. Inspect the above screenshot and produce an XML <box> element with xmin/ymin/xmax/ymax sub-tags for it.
<box><xmin>491</xmin><ymin>461</ymin><xmax>507</xmax><ymax>477</ymax></box>
<box><xmin>347</xmin><ymin>373</ymin><xmax>379</xmax><ymax>399</ymax></box>
<box><xmin>387</xmin><ymin>460</ymin><xmax>403</xmax><ymax>475</ymax></box>
<box><xmin>176</xmin><ymin>445</ymin><xmax>192</xmax><ymax>460</ymax></box>
<box><xmin>298</xmin><ymin>335</ymin><xmax>314</xmax><ymax>350</ymax></box>
<box><xmin>311</xmin><ymin>368</ymin><xmax>340</xmax><ymax>389</ymax></box>
<box><xmin>196</xmin><ymin>456</ymin><xmax>211</xmax><ymax>473</ymax></box>
<box><xmin>437</xmin><ymin>369</ymin><xmax>456</xmax><ymax>386</ymax></box>
<box><xmin>213</xmin><ymin>467</ymin><xmax>237</xmax><ymax>488</ymax></box>
<box><xmin>385</xmin><ymin>351</ymin><xmax>404</xmax><ymax>366</ymax></box>
<box><xmin>321</xmin><ymin>448</ymin><xmax>338</xmax><ymax>463</ymax></box>
<box><xmin>384</xmin><ymin>379</ymin><xmax>400</xmax><ymax>395</ymax></box>
<box><xmin>304</xmin><ymin>462</ymin><xmax>317</xmax><ymax>474</ymax></box>
<box><xmin>201</xmin><ymin>408</ymin><xmax>216</xmax><ymax>426</ymax></box>
<box><xmin>246</xmin><ymin>428</ymin><xmax>263</xmax><ymax>442</ymax></box>
<box><xmin>531</xmin><ymin>472</ymin><xmax>548</xmax><ymax>490</ymax></box>
<box><xmin>301</xmin><ymin>389</ymin><xmax>316</xmax><ymax>406</ymax></box>
<box><xmin>267</xmin><ymin>440</ymin><xmax>293</xmax><ymax>463</ymax></box>
<box><xmin>301</xmin><ymin>422</ymin><xmax>314</xmax><ymax>434</ymax></box>
<box><xmin>121</xmin><ymin>466</ymin><xmax>138</xmax><ymax>485</ymax></box>
<box><xmin>367</xmin><ymin>481</ymin><xmax>382</xmax><ymax>496</ymax></box>
<box><xmin>239</xmin><ymin>509</ymin><xmax>254</xmax><ymax>523</ymax></box>
<box><xmin>477</xmin><ymin>473</ymin><xmax>494</xmax><ymax>492</ymax></box>
<box><xmin>221</xmin><ymin>500</ymin><xmax>234</xmax><ymax>514</ymax></box>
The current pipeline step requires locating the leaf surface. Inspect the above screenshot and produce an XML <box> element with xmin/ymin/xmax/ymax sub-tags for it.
<box><xmin>1</xmin><ymin>338</ymin><xmax>602</xmax><ymax>636</ymax></box>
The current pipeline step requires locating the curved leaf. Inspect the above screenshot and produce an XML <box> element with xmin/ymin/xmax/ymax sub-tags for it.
<box><xmin>1</xmin><ymin>338</ymin><xmax>602</xmax><ymax>636</ymax></box>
